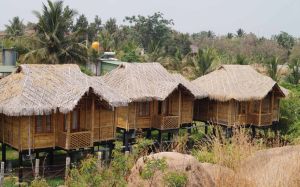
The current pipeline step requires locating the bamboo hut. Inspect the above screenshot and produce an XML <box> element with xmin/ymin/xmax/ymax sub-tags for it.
<box><xmin>192</xmin><ymin>65</ymin><xmax>287</xmax><ymax>128</ymax></box>
<box><xmin>0</xmin><ymin>64</ymin><xmax>128</xmax><ymax>159</ymax></box>
<box><xmin>101</xmin><ymin>62</ymin><xmax>207</xmax><ymax>134</ymax></box>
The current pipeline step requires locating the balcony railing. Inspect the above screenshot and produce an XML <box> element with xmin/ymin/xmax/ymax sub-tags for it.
<box><xmin>153</xmin><ymin>115</ymin><xmax>179</xmax><ymax>130</ymax></box>
<box><xmin>247</xmin><ymin>113</ymin><xmax>273</xmax><ymax>126</ymax></box>
<box><xmin>57</xmin><ymin>131</ymin><xmax>92</xmax><ymax>150</ymax></box>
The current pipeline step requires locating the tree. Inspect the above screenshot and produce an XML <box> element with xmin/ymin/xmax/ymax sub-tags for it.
<box><xmin>264</xmin><ymin>56</ymin><xmax>280</xmax><ymax>81</ymax></box>
<box><xmin>227</xmin><ymin>33</ymin><xmax>233</xmax><ymax>39</ymax></box>
<box><xmin>119</xmin><ymin>41</ymin><xmax>141</xmax><ymax>62</ymax></box>
<box><xmin>236</xmin><ymin>28</ymin><xmax>245</xmax><ymax>37</ymax></box>
<box><xmin>287</xmin><ymin>58</ymin><xmax>300</xmax><ymax>84</ymax></box>
<box><xmin>193</xmin><ymin>48</ymin><xmax>216</xmax><ymax>76</ymax></box>
<box><xmin>73</xmin><ymin>14</ymin><xmax>89</xmax><ymax>43</ymax></box>
<box><xmin>274</xmin><ymin>31</ymin><xmax>295</xmax><ymax>52</ymax></box>
<box><xmin>24</xmin><ymin>0</ymin><xmax>87</xmax><ymax>64</ymax></box>
<box><xmin>5</xmin><ymin>17</ymin><xmax>25</xmax><ymax>37</ymax></box>
<box><xmin>104</xmin><ymin>18</ymin><xmax>118</xmax><ymax>35</ymax></box>
<box><xmin>207</xmin><ymin>30</ymin><xmax>215</xmax><ymax>38</ymax></box>
<box><xmin>124</xmin><ymin>12</ymin><xmax>173</xmax><ymax>51</ymax></box>
<box><xmin>87</xmin><ymin>15</ymin><xmax>102</xmax><ymax>42</ymax></box>
<box><xmin>165</xmin><ymin>32</ymin><xmax>191</xmax><ymax>56</ymax></box>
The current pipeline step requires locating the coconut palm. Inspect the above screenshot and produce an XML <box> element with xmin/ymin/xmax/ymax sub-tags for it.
<box><xmin>5</xmin><ymin>17</ymin><xmax>25</xmax><ymax>37</ymax></box>
<box><xmin>287</xmin><ymin>58</ymin><xmax>300</xmax><ymax>84</ymax></box>
<box><xmin>193</xmin><ymin>48</ymin><xmax>216</xmax><ymax>76</ymax></box>
<box><xmin>264</xmin><ymin>56</ymin><xmax>281</xmax><ymax>81</ymax></box>
<box><xmin>24</xmin><ymin>0</ymin><xmax>87</xmax><ymax>64</ymax></box>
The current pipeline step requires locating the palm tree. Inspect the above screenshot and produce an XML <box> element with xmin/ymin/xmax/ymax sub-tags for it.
<box><xmin>264</xmin><ymin>56</ymin><xmax>280</xmax><ymax>81</ymax></box>
<box><xmin>24</xmin><ymin>0</ymin><xmax>87</xmax><ymax>64</ymax></box>
<box><xmin>236</xmin><ymin>28</ymin><xmax>245</xmax><ymax>37</ymax></box>
<box><xmin>5</xmin><ymin>17</ymin><xmax>25</xmax><ymax>37</ymax></box>
<box><xmin>287</xmin><ymin>58</ymin><xmax>300</xmax><ymax>84</ymax></box>
<box><xmin>193</xmin><ymin>48</ymin><xmax>216</xmax><ymax>76</ymax></box>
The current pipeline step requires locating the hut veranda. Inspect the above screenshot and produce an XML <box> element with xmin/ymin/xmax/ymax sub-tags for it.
<box><xmin>101</xmin><ymin>62</ymin><xmax>207</xmax><ymax>149</ymax></box>
<box><xmin>0</xmin><ymin>64</ymin><xmax>128</xmax><ymax>164</ymax></box>
<box><xmin>192</xmin><ymin>65</ymin><xmax>287</xmax><ymax>135</ymax></box>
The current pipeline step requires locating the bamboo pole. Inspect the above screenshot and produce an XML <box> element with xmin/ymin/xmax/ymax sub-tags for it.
<box><xmin>66</xmin><ymin>113</ymin><xmax>71</xmax><ymax>149</ymax></box>
<box><xmin>259</xmin><ymin>100</ymin><xmax>262</xmax><ymax>125</ymax></box>
<box><xmin>34</xmin><ymin>159</ymin><xmax>40</xmax><ymax>179</ymax></box>
<box><xmin>91</xmin><ymin>96</ymin><xmax>95</xmax><ymax>146</ymax></box>
<box><xmin>178</xmin><ymin>90</ymin><xmax>182</xmax><ymax>127</ymax></box>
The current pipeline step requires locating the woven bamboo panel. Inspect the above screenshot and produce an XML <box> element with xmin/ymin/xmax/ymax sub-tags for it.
<box><xmin>56</xmin><ymin>131</ymin><xmax>66</xmax><ymax>149</ymax></box>
<box><xmin>152</xmin><ymin>115</ymin><xmax>162</xmax><ymax>129</ymax></box>
<box><xmin>69</xmin><ymin>131</ymin><xmax>92</xmax><ymax>149</ymax></box>
<box><xmin>100</xmin><ymin>126</ymin><xmax>114</xmax><ymax>140</ymax></box>
<box><xmin>162</xmin><ymin>116</ymin><xmax>179</xmax><ymax>130</ymax></box>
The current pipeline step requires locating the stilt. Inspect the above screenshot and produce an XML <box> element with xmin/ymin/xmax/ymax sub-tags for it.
<box><xmin>48</xmin><ymin>150</ymin><xmax>54</xmax><ymax>165</ymax></box>
<box><xmin>91</xmin><ymin>146</ymin><xmax>95</xmax><ymax>154</ymax></box>
<box><xmin>18</xmin><ymin>152</ymin><xmax>23</xmax><ymax>183</ymax></box>
<box><xmin>212</xmin><ymin>126</ymin><xmax>216</xmax><ymax>136</ymax></box>
<box><xmin>124</xmin><ymin>131</ymin><xmax>130</xmax><ymax>151</ymax></box>
<box><xmin>157</xmin><ymin>130</ymin><xmax>162</xmax><ymax>144</ymax></box>
<box><xmin>35</xmin><ymin>151</ymin><xmax>39</xmax><ymax>159</ymax></box>
<box><xmin>168</xmin><ymin>132</ymin><xmax>172</xmax><ymax>141</ymax></box>
<box><xmin>251</xmin><ymin>126</ymin><xmax>256</xmax><ymax>139</ymax></box>
<box><xmin>1</xmin><ymin>143</ymin><xmax>6</xmax><ymax>163</ymax></box>
<box><xmin>226</xmin><ymin>127</ymin><xmax>233</xmax><ymax>138</ymax></box>
<box><xmin>146</xmin><ymin>129</ymin><xmax>152</xmax><ymax>139</ymax></box>
<box><xmin>204</xmin><ymin>124</ymin><xmax>208</xmax><ymax>135</ymax></box>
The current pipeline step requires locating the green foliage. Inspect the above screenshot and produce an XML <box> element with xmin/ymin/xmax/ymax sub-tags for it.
<box><xmin>119</xmin><ymin>41</ymin><xmax>141</xmax><ymax>62</ymax></box>
<box><xmin>67</xmin><ymin>156</ymin><xmax>102</xmax><ymax>187</ymax></box>
<box><xmin>125</xmin><ymin>12</ymin><xmax>173</xmax><ymax>51</ymax></box>
<box><xmin>235</xmin><ymin>54</ymin><xmax>248</xmax><ymax>65</ymax></box>
<box><xmin>287</xmin><ymin>58</ymin><xmax>300</xmax><ymax>84</ymax></box>
<box><xmin>3</xmin><ymin>176</ymin><xmax>18</xmax><ymax>187</ymax></box>
<box><xmin>264</xmin><ymin>56</ymin><xmax>280</xmax><ymax>81</ymax></box>
<box><xmin>80</xmin><ymin>65</ymin><xmax>93</xmax><ymax>76</ymax></box>
<box><xmin>279</xmin><ymin>83</ymin><xmax>300</xmax><ymax>141</ymax></box>
<box><xmin>193</xmin><ymin>48</ymin><xmax>216</xmax><ymax>76</ymax></box>
<box><xmin>5</xmin><ymin>17</ymin><xmax>25</xmax><ymax>37</ymax></box>
<box><xmin>141</xmin><ymin>158</ymin><xmax>167</xmax><ymax>186</ymax></box>
<box><xmin>25</xmin><ymin>0</ymin><xmax>87</xmax><ymax>64</ymax></box>
<box><xmin>30</xmin><ymin>178</ymin><xmax>49</xmax><ymax>187</ymax></box>
<box><xmin>164</xmin><ymin>172</ymin><xmax>188</xmax><ymax>187</ymax></box>
<box><xmin>132</xmin><ymin>138</ymin><xmax>154</xmax><ymax>159</ymax></box>
<box><xmin>236</xmin><ymin>28</ymin><xmax>245</xmax><ymax>37</ymax></box>
<box><xmin>274</xmin><ymin>31</ymin><xmax>295</xmax><ymax>51</ymax></box>
<box><xmin>192</xmin><ymin>147</ymin><xmax>216</xmax><ymax>163</ymax></box>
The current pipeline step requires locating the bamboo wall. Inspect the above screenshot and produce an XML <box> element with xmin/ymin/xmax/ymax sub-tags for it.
<box><xmin>115</xmin><ymin>88</ymin><xmax>195</xmax><ymax>131</ymax></box>
<box><xmin>0</xmin><ymin>93</ymin><xmax>117</xmax><ymax>151</ymax></box>
<box><xmin>193</xmin><ymin>90</ymin><xmax>281</xmax><ymax>127</ymax></box>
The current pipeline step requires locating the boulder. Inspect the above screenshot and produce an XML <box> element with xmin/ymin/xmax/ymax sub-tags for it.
<box><xmin>237</xmin><ymin>145</ymin><xmax>300</xmax><ymax>187</ymax></box>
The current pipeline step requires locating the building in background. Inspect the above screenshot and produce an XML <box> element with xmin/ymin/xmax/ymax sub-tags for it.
<box><xmin>0</xmin><ymin>48</ymin><xmax>17</xmax><ymax>78</ymax></box>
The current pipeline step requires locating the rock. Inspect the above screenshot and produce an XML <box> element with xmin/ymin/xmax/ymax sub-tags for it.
<box><xmin>127</xmin><ymin>152</ymin><xmax>233</xmax><ymax>187</ymax></box>
<box><xmin>237</xmin><ymin>145</ymin><xmax>300</xmax><ymax>187</ymax></box>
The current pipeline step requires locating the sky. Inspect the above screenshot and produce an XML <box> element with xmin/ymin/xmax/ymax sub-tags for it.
<box><xmin>0</xmin><ymin>0</ymin><xmax>300</xmax><ymax>37</ymax></box>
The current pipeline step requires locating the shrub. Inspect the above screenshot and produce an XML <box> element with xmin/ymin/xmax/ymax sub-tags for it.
<box><xmin>30</xmin><ymin>178</ymin><xmax>49</xmax><ymax>187</ymax></box>
<box><xmin>140</xmin><ymin>158</ymin><xmax>167</xmax><ymax>186</ymax></box>
<box><xmin>164</xmin><ymin>172</ymin><xmax>188</xmax><ymax>187</ymax></box>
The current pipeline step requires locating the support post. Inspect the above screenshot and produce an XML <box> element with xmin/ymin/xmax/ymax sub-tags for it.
<box><xmin>66</xmin><ymin>113</ymin><xmax>71</xmax><ymax>150</ymax></box>
<box><xmin>18</xmin><ymin>152</ymin><xmax>23</xmax><ymax>183</ymax></box>
<box><xmin>157</xmin><ymin>130</ymin><xmax>162</xmax><ymax>144</ymax></box>
<box><xmin>48</xmin><ymin>150</ymin><xmax>54</xmax><ymax>165</ymax></box>
<box><xmin>124</xmin><ymin>130</ymin><xmax>129</xmax><ymax>152</ymax></box>
<box><xmin>168</xmin><ymin>132</ymin><xmax>172</xmax><ymax>141</ymax></box>
<box><xmin>0</xmin><ymin>161</ymin><xmax>4</xmax><ymax>185</ymax></box>
<box><xmin>34</xmin><ymin>159</ymin><xmax>40</xmax><ymax>179</ymax></box>
<box><xmin>1</xmin><ymin>144</ymin><xmax>6</xmax><ymax>163</ymax></box>
<box><xmin>212</xmin><ymin>126</ymin><xmax>216</xmax><ymax>136</ymax></box>
<box><xmin>204</xmin><ymin>123</ymin><xmax>208</xmax><ymax>135</ymax></box>
<box><xmin>146</xmin><ymin>129</ymin><xmax>152</xmax><ymax>139</ymax></box>
<box><xmin>65</xmin><ymin>157</ymin><xmax>70</xmax><ymax>181</ymax></box>
<box><xmin>251</xmin><ymin>126</ymin><xmax>256</xmax><ymax>139</ymax></box>
<box><xmin>35</xmin><ymin>151</ymin><xmax>39</xmax><ymax>159</ymax></box>
<box><xmin>97</xmin><ymin>152</ymin><xmax>102</xmax><ymax>169</ymax></box>
<box><xmin>91</xmin><ymin>96</ymin><xmax>95</xmax><ymax>146</ymax></box>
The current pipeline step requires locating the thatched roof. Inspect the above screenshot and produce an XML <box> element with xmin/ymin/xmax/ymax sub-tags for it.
<box><xmin>101</xmin><ymin>62</ymin><xmax>207</xmax><ymax>102</ymax></box>
<box><xmin>0</xmin><ymin>64</ymin><xmax>128</xmax><ymax>116</ymax></box>
<box><xmin>192</xmin><ymin>65</ymin><xmax>286</xmax><ymax>101</ymax></box>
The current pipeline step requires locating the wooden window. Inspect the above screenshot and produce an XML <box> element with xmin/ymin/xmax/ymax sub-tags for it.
<box><xmin>63</xmin><ymin>110</ymin><xmax>80</xmax><ymax>132</ymax></box>
<box><xmin>71</xmin><ymin>110</ymin><xmax>80</xmax><ymax>131</ymax></box>
<box><xmin>238</xmin><ymin>102</ymin><xmax>246</xmax><ymax>114</ymax></box>
<box><xmin>35</xmin><ymin>115</ymin><xmax>52</xmax><ymax>133</ymax></box>
<box><xmin>138</xmin><ymin>102</ymin><xmax>150</xmax><ymax>117</ymax></box>
<box><xmin>252</xmin><ymin>101</ymin><xmax>260</xmax><ymax>114</ymax></box>
<box><xmin>158</xmin><ymin>101</ymin><xmax>163</xmax><ymax>115</ymax></box>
